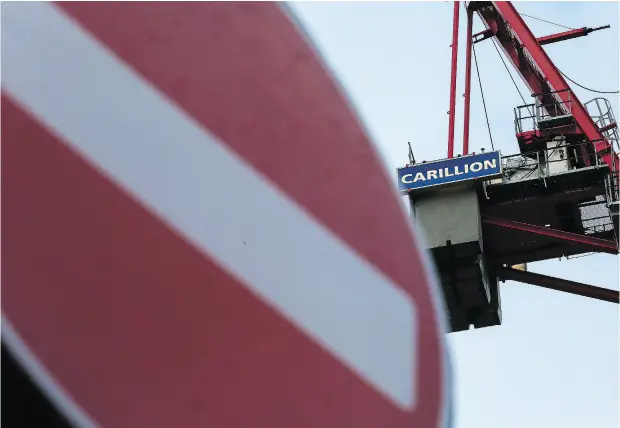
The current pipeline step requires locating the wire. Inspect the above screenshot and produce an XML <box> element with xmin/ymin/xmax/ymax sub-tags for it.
<box><xmin>520</xmin><ymin>12</ymin><xmax>619</xmax><ymax>94</ymax></box>
<box><xmin>520</xmin><ymin>13</ymin><xmax>575</xmax><ymax>30</ymax></box>
<box><xmin>557</xmin><ymin>68</ymin><xmax>620</xmax><ymax>94</ymax></box>
<box><xmin>490</xmin><ymin>38</ymin><xmax>534</xmax><ymax>115</ymax></box>
<box><xmin>472</xmin><ymin>43</ymin><xmax>495</xmax><ymax>151</ymax></box>
<box><xmin>566</xmin><ymin>252</ymin><xmax>596</xmax><ymax>260</ymax></box>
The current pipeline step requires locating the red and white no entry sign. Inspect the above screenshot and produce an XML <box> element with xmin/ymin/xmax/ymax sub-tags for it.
<box><xmin>2</xmin><ymin>2</ymin><xmax>451</xmax><ymax>427</ymax></box>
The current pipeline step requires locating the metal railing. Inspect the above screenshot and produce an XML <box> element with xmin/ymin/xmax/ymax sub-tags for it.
<box><xmin>513</xmin><ymin>93</ymin><xmax>620</xmax><ymax>206</ymax></box>
<box><xmin>537</xmin><ymin>89</ymin><xmax>573</xmax><ymax>122</ymax></box>
<box><xmin>585</xmin><ymin>97</ymin><xmax>619</xmax><ymax>151</ymax></box>
<box><xmin>498</xmin><ymin>140</ymin><xmax>602</xmax><ymax>184</ymax></box>
<box><xmin>514</xmin><ymin>102</ymin><xmax>537</xmax><ymax>135</ymax></box>
<box><xmin>514</xmin><ymin>89</ymin><xmax>573</xmax><ymax>135</ymax></box>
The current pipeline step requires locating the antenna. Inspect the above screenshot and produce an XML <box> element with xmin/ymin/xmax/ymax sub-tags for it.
<box><xmin>408</xmin><ymin>142</ymin><xmax>416</xmax><ymax>164</ymax></box>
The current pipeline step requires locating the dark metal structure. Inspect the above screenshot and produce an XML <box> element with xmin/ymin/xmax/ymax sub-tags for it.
<box><xmin>404</xmin><ymin>1</ymin><xmax>619</xmax><ymax>333</ymax></box>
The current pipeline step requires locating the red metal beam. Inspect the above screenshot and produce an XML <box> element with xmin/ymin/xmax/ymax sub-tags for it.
<box><xmin>483</xmin><ymin>216</ymin><xmax>618</xmax><ymax>254</ymax></box>
<box><xmin>600</xmin><ymin>122</ymin><xmax>618</xmax><ymax>134</ymax></box>
<box><xmin>474</xmin><ymin>3</ymin><xmax>549</xmax><ymax>108</ymax></box>
<box><xmin>472</xmin><ymin>28</ymin><xmax>494</xmax><ymax>44</ymax></box>
<box><xmin>447</xmin><ymin>2</ymin><xmax>460</xmax><ymax>159</ymax></box>
<box><xmin>498</xmin><ymin>267</ymin><xmax>619</xmax><ymax>304</ymax></box>
<box><xmin>537</xmin><ymin>26</ymin><xmax>610</xmax><ymax>46</ymax></box>
<box><xmin>474</xmin><ymin>2</ymin><xmax>619</xmax><ymax>173</ymax></box>
<box><xmin>462</xmin><ymin>7</ymin><xmax>474</xmax><ymax>156</ymax></box>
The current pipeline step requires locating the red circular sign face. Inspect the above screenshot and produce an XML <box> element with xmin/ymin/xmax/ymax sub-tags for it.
<box><xmin>2</xmin><ymin>2</ymin><xmax>450</xmax><ymax>428</ymax></box>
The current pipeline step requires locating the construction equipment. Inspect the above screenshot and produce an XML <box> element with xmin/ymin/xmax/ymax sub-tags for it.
<box><xmin>398</xmin><ymin>1</ymin><xmax>619</xmax><ymax>333</ymax></box>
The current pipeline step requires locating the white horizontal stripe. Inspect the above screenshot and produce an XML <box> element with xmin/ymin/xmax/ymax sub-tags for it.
<box><xmin>2</xmin><ymin>2</ymin><xmax>417</xmax><ymax>409</ymax></box>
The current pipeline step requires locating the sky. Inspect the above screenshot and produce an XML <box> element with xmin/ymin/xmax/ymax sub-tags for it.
<box><xmin>289</xmin><ymin>2</ymin><xmax>619</xmax><ymax>428</ymax></box>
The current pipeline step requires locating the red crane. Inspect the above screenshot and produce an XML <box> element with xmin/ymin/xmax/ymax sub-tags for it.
<box><xmin>402</xmin><ymin>1</ymin><xmax>618</xmax><ymax>332</ymax></box>
<box><xmin>456</xmin><ymin>1</ymin><xmax>619</xmax><ymax>307</ymax></box>
<box><xmin>449</xmin><ymin>2</ymin><xmax>618</xmax><ymax>167</ymax></box>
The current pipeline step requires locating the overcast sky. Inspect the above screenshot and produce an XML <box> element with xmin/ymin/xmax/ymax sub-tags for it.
<box><xmin>289</xmin><ymin>2</ymin><xmax>619</xmax><ymax>427</ymax></box>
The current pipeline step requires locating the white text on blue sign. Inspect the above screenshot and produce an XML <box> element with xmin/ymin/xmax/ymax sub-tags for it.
<box><xmin>397</xmin><ymin>151</ymin><xmax>502</xmax><ymax>192</ymax></box>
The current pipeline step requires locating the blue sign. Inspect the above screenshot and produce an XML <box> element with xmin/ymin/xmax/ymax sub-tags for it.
<box><xmin>397</xmin><ymin>151</ymin><xmax>502</xmax><ymax>192</ymax></box>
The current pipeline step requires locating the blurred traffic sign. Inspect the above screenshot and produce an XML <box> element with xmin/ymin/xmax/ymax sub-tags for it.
<box><xmin>2</xmin><ymin>2</ymin><xmax>450</xmax><ymax>427</ymax></box>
